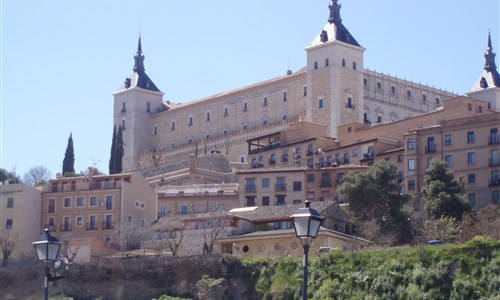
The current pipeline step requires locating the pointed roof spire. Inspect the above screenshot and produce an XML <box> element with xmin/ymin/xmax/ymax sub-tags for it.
<box><xmin>484</xmin><ymin>30</ymin><xmax>497</xmax><ymax>72</ymax></box>
<box><xmin>133</xmin><ymin>34</ymin><xmax>145</xmax><ymax>73</ymax></box>
<box><xmin>328</xmin><ymin>0</ymin><xmax>342</xmax><ymax>24</ymax></box>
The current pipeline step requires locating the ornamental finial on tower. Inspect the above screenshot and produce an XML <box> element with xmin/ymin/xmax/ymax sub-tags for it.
<box><xmin>133</xmin><ymin>35</ymin><xmax>145</xmax><ymax>73</ymax></box>
<box><xmin>328</xmin><ymin>0</ymin><xmax>342</xmax><ymax>24</ymax></box>
<box><xmin>484</xmin><ymin>31</ymin><xmax>497</xmax><ymax>72</ymax></box>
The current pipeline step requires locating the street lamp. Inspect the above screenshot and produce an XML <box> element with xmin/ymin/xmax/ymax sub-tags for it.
<box><xmin>33</xmin><ymin>228</ymin><xmax>61</xmax><ymax>300</ymax></box>
<box><xmin>291</xmin><ymin>200</ymin><xmax>324</xmax><ymax>300</ymax></box>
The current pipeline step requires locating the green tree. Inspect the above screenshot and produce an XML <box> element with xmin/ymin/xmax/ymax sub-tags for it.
<box><xmin>339</xmin><ymin>160</ymin><xmax>412</xmax><ymax>245</ymax></box>
<box><xmin>109</xmin><ymin>125</ymin><xmax>117</xmax><ymax>174</ymax></box>
<box><xmin>62</xmin><ymin>133</ymin><xmax>75</xmax><ymax>176</ymax></box>
<box><xmin>422</xmin><ymin>160</ymin><xmax>470</xmax><ymax>220</ymax></box>
<box><xmin>0</xmin><ymin>168</ymin><xmax>21</xmax><ymax>184</ymax></box>
<box><xmin>115</xmin><ymin>125</ymin><xmax>124</xmax><ymax>173</ymax></box>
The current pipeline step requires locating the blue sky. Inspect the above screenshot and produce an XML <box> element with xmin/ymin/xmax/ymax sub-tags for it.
<box><xmin>1</xmin><ymin>0</ymin><xmax>499</xmax><ymax>178</ymax></box>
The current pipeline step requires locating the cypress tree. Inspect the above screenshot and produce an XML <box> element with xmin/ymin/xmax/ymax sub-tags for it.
<box><xmin>115</xmin><ymin>125</ymin><xmax>124</xmax><ymax>173</ymax></box>
<box><xmin>62</xmin><ymin>133</ymin><xmax>75</xmax><ymax>176</ymax></box>
<box><xmin>109</xmin><ymin>126</ymin><xmax>117</xmax><ymax>174</ymax></box>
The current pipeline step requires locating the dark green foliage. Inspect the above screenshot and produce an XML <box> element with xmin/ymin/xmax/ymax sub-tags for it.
<box><xmin>339</xmin><ymin>160</ymin><xmax>413</xmax><ymax>245</ymax></box>
<box><xmin>423</xmin><ymin>160</ymin><xmax>470</xmax><ymax>220</ymax></box>
<box><xmin>62</xmin><ymin>133</ymin><xmax>75</xmax><ymax>176</ymax></box>
<box><xmin>0</xmin><ymin>168</ymin><xmax>21</xmax><ymax>184</ymax></box>
<box><xmin>109</xmin><ymin>125</ymin><xmax>124</xmax><ymax>174</ymax></box>
<box><xmin>109</xmin><ymin>125</ymin><xmax>117</xmax><ymax>174</ymax></box>
<box><xmin>250</xmin><ymin>241</ymin><xmax>499</xmax><ymax>300</ymax></box>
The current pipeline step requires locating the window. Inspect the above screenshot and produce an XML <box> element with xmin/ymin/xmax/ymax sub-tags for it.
<box><xmin>77</xmin><ymin>216</ymin><xmax>84</xmax><ymax>226</ymax></box>
<box><xmin>428</xmin><ymin>157</ymin><xmax>434</xmax><ymax>168</ymax></box>
<box><xmin>325</xmin><ymin>58</ymin><xmax>329</xmax><ymax>66</ymax></box>
<box><xmin>89</xmin><ymin>216</ymin><xmax>97</xmax><ymax>230</ymax></box>
<box><xmin>427</xmin><ymin>137</ymin><xmax>436</xmax><ymax>152</ymax></box>
<box><xmin>262</xmin><ymin>178</ymin><xmax>270</xmax><ymax>188</ymax></box>
<box><xmin>263</xmin><ymin>97</ymin><xmax>268</xmax><ymax>107</ymax></box>
<box><xmin>445</xmin><ymin>134</ymin><xmax>452</xmax><ymax>146</ymax></box>
<box><xmin>468</xmin><ymin>193</ymin><xmax>476</xmax><ymax>207</ymax></box>
<box><xmin>105</xmin><ymin>215</ymin><xmax>113</xmax><ymax>229</ymax></box>
<box><xmin>408</xmin><ymin>180</ymin><xmax>416</xmax><ymax>191</ymax></box>
<box><xmin>436</xmin><ymin>98</ymin><xmax>440</xmax><ymax>106</ymax></box>
<box><xmin>121</xmin><ymin>119</ymin><xmax>126</xmax><ymax>130</ymax></box>
<box><xmin>283</xmin><ymin>91</ymin><xmax>287</xmax><ymax>101</ymax></box>
<box><xmin>243</xmin><ymin>103</ymin><xmax>248</xmax><ymax>112</ymax></box>
<box><xmin>160</xmin><ymin>206</ymin><xmax>168</xmax><ymax>217</ymax></box>
<box><xmin>6</xmin><ymin>219</ymin><xmax>13</xmax><ymax>230</ymax></box>
<box><xmin>445</xmin><ymin>155</ymin><xmax>453</xmax><ymax>166</ymax></box>
<box><xmin>121</xmin><ymin>102</ymin><xmax>126</xmax><ymax>113</ymax></box>
<box><xmin>307</xmin><ymin>174</ymin><xmax>315</xmax><ymax>182</ymax></box>
<box><xmin>197</xmin><ymin>204</ymin><xmax>205</xmax><ymax>213</ymax></box>
<box><xmin>477</xmin><ymin>106</ymin><xmax>482</xmax><ymax>113</ymax></box>
<box><xmin>468</xmin><ymin>174</ymin><xmax>476</xmax><ymax>184</ymax></box>
<box><xmin>314</xmin><ymin>61</ymin><xmax>318</xmax><ymax>69</ymax></box>
<box><xmin>407</xmin><ymin>90</ymin><xmax>412</xmax><ymax>99</ymax></box>
<box><xmin>342</xmin><ymin>58</ymin><xmax>345</xmax><ymax>67</ymax></box>
<box><xmin>321</xmin><ymin>173</ymin><xmax>331</xmax><ymax>187</ymax></box>
<box><xmin>90</xmin><ymin>196</ymin><xmax>97</xmax><ymax>206</ymax></box>
<box><xmin>397</xmin><ymin>155</ymin><xmax>404</xmax><ymax>163</ymax></box>
<box><xmin>467</xmin><ymin>152</ymin><xmax>476</xmax><ymax>164</ymax></box>
<box><xmin>408</xmin><ymin>159</ymin><xmax>415</xmax><ymax>171</ymax></box>
<box><xmin>303</xmin><ymin>86</ymin><xmax>307</xmax><ymax>96</ymax></box>
<box><xmin>282</xmin><ymin>115</ymin><xmax>288</xmax><ymax>120</ymax></box>
<box><xmin>490</xmin><ymin>128</ymin><xmax>499</xmax><ymax>144</ymax></box>
<box><xmin>377</xmin><ymin>116</ymin><xmax>382</xmax><ymax>123</ymax></box>
<box><xmin>467</xmin><ymin>103</ymin><xmax>473</xmax><ymax>111</ymax></box>
<box><xmin>64</xmin><ymin>198</ymin><xmax>71</xmax><ymax>208</ymax></box>
<box><xmin>246</xmin><ymin>178</ymin><xmax>256</xmax><ymax>192</ymax></box>
<box><xmin>106</xmin><ymin>195</ymin><xmax>113</xmax><ymax>210</ymax></box>
<box><xmin>146</xmin><ymin>102</ymin><xmax>151</xmax><ymax>113</ymax></box>
<box><xmin>224</xmin><ymin>107</ymin><xmax>228</xmax><ymax>117</ymax></box>
<box><xmin>276</xmin><ymin>195</ymin><xmax>286</xmax><ymax>206</ymax></box>
<box><xmin>493</xmin><ymin>191</ymin><xmax>499</xmax><ymax>204</ymax></box>
<box><xmin>269</xmin><ymin>153</ymin><xmax>275</xmax><ymax>163</ymax></box>
<box><xmin>422</xmin><ymin>94</ymin><xmax>427</xmax><ymax>102</ymax></box>
<box><xmin>188</xmin><ymin>117</ymin><xmax>193</xmax><ymax>126</ymax></box>
<box><xmin>276</xmin><ymin>177</ymin><xmax>286</xmax><ymax>191</ymax></box>
<box><xmin>77</xmin><ymin>197</ymin><xmax>85</xmax><ymax>207</ymax></box>
<box><xmin>467</xmin><ymin>131</ymin><xmax>475</xmax><ymax>143</ymax></box>
<box><xmin>347</xmin><ymin>97</ymin><xmax>353</xmax><ymax>108</ymax></box>
<box><xmin>206</xmin><ymin>112</ymin><xmax>210</xmax><ymax>122</ymax></box>
<box><xmin>318</xmin><ymin>99</ymin><xmax>324</xmax><ymax>108</ymax></box>
<box><xmin>262</xmin><ymin>196</ymin><xmax>270</xmax><ymax>206</ymax></box>
<box><xmin>352</xmin><ymin>61</ymin><xmax>357</xmax><ymax>69</ymax></box>
<box><xmin>293</xmin><ymin>181</ymin><xmax>302</xmax><ymax>191</ymax></box>
<box><xmin>294</xmin><ymin>147</ymin><xmax>301</xmax><ymax>159</ymax></box>
<box><xmin>49</xmin><ymin>199</ymin><xmax>55</xmax><ymax>213</ymax></box>
<box><xmin>153</xmin><ymin>126</ymin><xmax>157</xmax><ymax>135</ymax></box>
<box><xmin>171</xmin><ymin>121</ymin><xmax>175</xmax><ymax>131</ymax></box>
<box><xmin>391</xmin><ymin>86</ymin><xmax>396</xmax><ymax>94</ymax></box>
<box><xmin>6</xmin><ymin>197</ymin><xmax>13</xmax><ymax>208</ymax></box>
<box><xmin>180</xmin><ymin>205</ymin><xmax>189</xmax><ymax>215</ymax></box>
<box><xmin>407</xmin><ymin>138</ymin><xmax>415</xmax><ymax>150</ymax></box>
<box><xmin>246</xmin><ymin>197</ymin><xmax>256</xmax><ymax>207</ymax></box>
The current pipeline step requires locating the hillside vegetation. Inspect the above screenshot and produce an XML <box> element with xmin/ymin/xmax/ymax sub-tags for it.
<box><xmin>1</xmin><ymin>237</ymin><xmax>498</xmax><ymax>300</ymax></box>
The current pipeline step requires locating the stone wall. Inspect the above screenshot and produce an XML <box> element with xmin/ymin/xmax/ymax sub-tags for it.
<box><xmin>0</xmin><ymin>254</ymin><xmax>260</xmax><ymax>300</ymax></box>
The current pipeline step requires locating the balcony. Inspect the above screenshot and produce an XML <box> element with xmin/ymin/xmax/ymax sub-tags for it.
<box><xmin>489</xmin><ymin>135</ymin><xmax>500</xmax><ymax>145</ymax></box>
<box><xmin>320</xmin><ymin>181</ymin><xmax>332</xmax><ymax>187</ymax></box>
<box><xmin>275</xmin><ymin>201</ymin><xmax>286</xmax><ymax>206</ymax></box>
<box><xmin>269</xmin><ymin>159</ymin><xmax>276</xmax><ymax>165</ymax></box>
<box><xmin>45</xmin><ymin>225</ymin><xmax>56</xmax><ymax>232</ymax></box>
<box><xmin>275</xmin><ymin>184</ymin><xmax>287</xmax><ymax>192</ymax></box>
<box><xmin>102</xmin><ymin>222</ymin><xmax>114</xmax><ymax>230</ymax></box>
<box><xmin>86</xmin><ymin>223</ymin><xmax>98</xmax><ymax>231</ymax></box>
<box><xmin>425</xmin><ymin>146</ymin><xmax>436</xmax><ymax>153</ymax></box>
<box><xmin>490</xmin><ymin>178</ymin><xmax>500</xmax><ymax>187</ymax></box>
<box><xmin>306</xmin><ymin>150</ymin><xmax>314</xmax><ymax>156</ymax></box>
<box><xmin>281</xmin><ymin>155</ymin><xmax>289</xmax><ymax>162</ymax></box>
<box><xmin>60</xmin><ymin>224</ymin><xmax>72</xmax><ymax>232</ymax></box>
<box><xmin>489</xmin><ymin>159</ymin><xmax>500</xmax><ymax>167</ymax></box>
<box><xmin>244</xmin><ymin>185</ymin><xmax>257</xmax><ymax>193</ymax></box>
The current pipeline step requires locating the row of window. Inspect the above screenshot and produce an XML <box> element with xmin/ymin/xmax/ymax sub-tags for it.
<box><xmin>366</xmin><ymin>80</ymin><xmax>442</xmax><ymax>105</ymax></box>
<box><xmin>245</xmin><ymin>195</ymin><xmax>297</xmax><ymax>207</ymax></box>
<box><xmin>45</xmin><ymin>214</ymin><xmax>114</xmax><ymax>231</ymax></box>
<box><xmin>121</xmin><ymin>101</ymin><xmax>151</xmax><ymax>114</ymax></box>
<box><xmin>407</xmin><ymin>128</ymin><xmax>499</xmax><ymax>151</ymax></box>
<box><xmin>48</xmin><ymin>195</ymin><xmax>114</xmax><ymax>212</ymax></box>
<box><xmin>408</xmin><ymin>152</ymin><xmax>500</xmax><ymax>171</ymax></box>
<box><xmin>175</xmin><ymin>203</ymin><xmax>226</xmax><ymax>215</ymax></box>
<box><xmin>313</xmin><ymin>58</ymin><xmax>357</xmax><ymax>70</ymax></box>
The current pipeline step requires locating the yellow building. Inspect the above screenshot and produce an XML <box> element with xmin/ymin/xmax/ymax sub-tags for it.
<box><xmin>40</xmin><ymin>169</ymin><xmax>157</xmax><ymax>262</ymax></box>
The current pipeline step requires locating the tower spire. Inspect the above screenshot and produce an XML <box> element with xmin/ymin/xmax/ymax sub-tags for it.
<box><xmin>484</xmin><ymin>30</ymin><xmax>497</xmax><ymax>72</ymax></box>
<box><xmin>328</xmin><ymin>0</ymin><xmax>342</xmax><ymax>24</ymax></box>
<box><xmin>133</xmin><ymin>34</ymin><xmax>145</xmax><ymax>73</ymax></box>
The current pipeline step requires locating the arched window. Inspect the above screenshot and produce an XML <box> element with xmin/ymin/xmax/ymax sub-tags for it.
<box><xmin>342</xmin><ymin>58</ymin><xmax>346</xmax><ymax>67</ymax></box>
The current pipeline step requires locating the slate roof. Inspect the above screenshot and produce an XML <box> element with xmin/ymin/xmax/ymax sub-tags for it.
<box><xmin>471</xmin><ymin>32</ymin><xmax>500</xmax><ymax>91</ymax></box>
<box><xmin>310</xmin><ymin>0</ymin><xmax>361</xmax><ymax>48</ymax></box>
<box><xmin>123</xmin><ymin>36</ymin><xmax>161</xmax><ymax>92</ymax></box>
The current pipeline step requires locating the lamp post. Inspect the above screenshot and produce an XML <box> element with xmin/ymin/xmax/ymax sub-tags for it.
<box><xmin>291</xmin><ymin>200</ymin><xmax>324</xmax><ymax>300</ymax></box>
<box><xmin>33</xmin><ymin>228</ymin><xmax>61</xmax><ymax>300</ymax></box>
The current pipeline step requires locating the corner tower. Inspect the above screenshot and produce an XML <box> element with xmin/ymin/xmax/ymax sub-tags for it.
<box><xmin>305</xmin><ymin>0</ymin><xmax>365</xmax><ymax>138</ymax></box>
<box><xmin>113</xmin><ymin>36</ymin><xmax>165</xmax><ymax>172</ymax></box>
<box><xmin>468</xmin><ymin>31</ymin><xmax>500</xmax><ymax>112</ymax></box>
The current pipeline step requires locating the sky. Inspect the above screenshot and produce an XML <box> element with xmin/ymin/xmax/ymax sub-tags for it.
<box><xmin>1</xmin><ymin>0</ymin><xmax>499</xmax><ymax>179</ymax></box>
